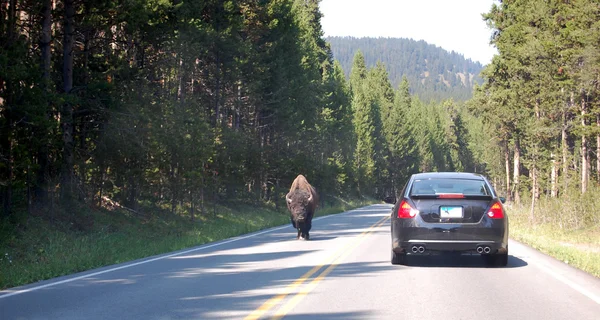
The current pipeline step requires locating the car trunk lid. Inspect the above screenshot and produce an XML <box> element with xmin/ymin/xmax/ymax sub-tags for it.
<box><xmin>411</xmin><ymin>195</ymin><xmax>493</xmax><ymax>223</ymax></box>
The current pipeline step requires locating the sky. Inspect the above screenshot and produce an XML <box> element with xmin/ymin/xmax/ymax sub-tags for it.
<box><xmin>319</xmin><ymin>0</ymin><xmax>498</xmax><ymax>65</ymax></box>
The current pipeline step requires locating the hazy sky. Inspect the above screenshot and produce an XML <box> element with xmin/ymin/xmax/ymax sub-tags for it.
<box><xmin>319</xmin><ymin>0</ymin><xmax>498</xmax><ymax>65</ymax></box>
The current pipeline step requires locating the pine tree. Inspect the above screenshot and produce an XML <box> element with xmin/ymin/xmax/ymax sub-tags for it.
<box><xmin>365</xmin><ymin>62</ymin><xmax>388</xmax><ymax>198</ymax></box>
<box><xmin>387</xmin><ymin>77</ymin><xmax>419</xmax><ymax>192</ymax></box>
<box><xmin>350</xmin><ymin>52</ymin><xmax>377</xmax><ymax>194</ymax></box>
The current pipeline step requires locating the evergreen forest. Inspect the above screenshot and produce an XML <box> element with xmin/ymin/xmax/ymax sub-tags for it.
<box><xmin>471</xmin><ymin>0</ymin><xmax>600</xmax><ymax>224</ymax></box>
<box><xmin>1</xmin><ymin>0</ymin><xmax>600</xmax><ymax>253</ymax></box>
<box><xmin>0</xmin><ymin>0</ymin><xmax>478</xmax><ymax>223</ymax></box>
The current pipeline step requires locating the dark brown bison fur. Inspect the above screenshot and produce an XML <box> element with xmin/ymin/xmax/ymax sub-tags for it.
<box><xmin>286</xmin><ymin>175</ymin><xmax>318</xmax><ymax>240</ymax></box>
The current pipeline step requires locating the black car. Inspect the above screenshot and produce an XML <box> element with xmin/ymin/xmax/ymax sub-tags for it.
<box><xmin>390</xmin><ymin>172</ymin><xmax>508</xmax><ymax>266</ymax></box>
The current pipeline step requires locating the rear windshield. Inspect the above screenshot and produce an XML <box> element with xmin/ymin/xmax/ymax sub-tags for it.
<box><xmin>410</xmin><ymin>178</ymin><xmax>491</xmax><ymax>196</ymax></box>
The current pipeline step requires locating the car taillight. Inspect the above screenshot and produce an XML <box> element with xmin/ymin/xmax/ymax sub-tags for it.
<box><xmin>486</xmin><ymin>202</ymin><xmax>504</xmax><ymax>219</ymax></box>
<box><xmin>398</xmin><ymin>200</ymin><xmax>417</xmax><ymax>218</ymax></box>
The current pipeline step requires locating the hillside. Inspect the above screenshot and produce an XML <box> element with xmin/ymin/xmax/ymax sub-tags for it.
<box><xmin>326</xmin><ymin>36</ymin><xmax>485</xmax><ymax>102</ymax></box>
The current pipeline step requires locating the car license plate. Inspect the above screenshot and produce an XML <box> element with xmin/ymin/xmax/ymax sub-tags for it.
<box><xmin>440</xmin><ymin>206</ymin><xmax>463</xmax><ymax>218</ymax></box>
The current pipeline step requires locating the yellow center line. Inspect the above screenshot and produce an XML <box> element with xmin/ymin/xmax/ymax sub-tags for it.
<box><xmin>270</xmin><ymin>217</ymin><xmax>389</xmax><ymax>320</ymax></box>
<box><xmin>244</xmin><ymin>215</ymin><xmax>389</xmax><ymax>320</ymax></box>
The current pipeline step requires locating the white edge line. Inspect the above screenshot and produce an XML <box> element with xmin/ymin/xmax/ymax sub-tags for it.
<box><xmin>511</xmin><ymin>239</ymin><xmax>600</xmax><ymax>305</ymax></box>
<box><xmin>533</xmin><ymin>258</ymin><xmax>600</xmax><ymax>305</ymax></box>
<box><xmin>0</xmin><ymin>205</ymin><xmax>377</xmax><ymax>299</ymax></box>
<box><xmin>408</xmin><ymin>240</ymin><xmax>494</xmax><ymax>243</ymax></box>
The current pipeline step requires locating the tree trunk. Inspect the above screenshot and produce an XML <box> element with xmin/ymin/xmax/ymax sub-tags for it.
<box><xmin>562</xmin><ymin>105</ymin><xmax>568</xmax><ymax>193</ymax></box>
<box><xmin>1</xmin><ymin>0</ymin><xmax>18</xmax><ymax>217</ymax></box>
<box><xmin>7</xmin><ymin>0</ymin><xmax>16</xmax><ymax>41</ymax></box>
<box><xmin>178</xmin><ymin>57</ymin><xmax>185</xmax><ymax>103</ymax></box>
<box><xmin>513</xmin><ymin>138</ymin><xmax>521</xmax><ymax>205</ymax></box>
<box><xmin>190</xmin><ymin>190</ymin><xmax>195</xmax><ymax>222</ymax></box>
<box><xmin>1</xmin><ymin>119</ymin><xmax>13</xmax><ymax>217</ymax></box>
<box><xmin>34</xmin><ymin>0</ymin><xmax>52</xmax><ymax>207</ymax></box>
<box><xmin>213</xmin><ymin>171</ymin><xmax>217</xmax><ymax>218</ymax></box>
<box><xmin>213</xmin><ymin>3</ymin><xmax>222</xmax><ymax>127</ymax></box>
<box><xmin>235</xmin><ymin>82</ymin><xmax>242</xmax><ymax>130</ymax></box>
<box><xmin>581</xmin><ymin>95</ymin><xmax>588</xmax><ymax>193</ymax></box>
<box><xmin>171</xmin><ymin>160</ymin><xmax>178</xmax><ymax>215</ymax></box>
<box><xmin>530</xmin><ymin>99</ymin><xmax>540</xmax><ymax>218</ymax></box>
<box><xmin>597</xmin><ymin>116</ymin><xmax>600</xmax><ymax>182</ymax></box>
<box><xmin>214</xmin><ymin>54</ymin><xmax>221</xmax><ymax>126</ymax></box>
<box><xmin>530</xmin><ymin>164</ymin><xmax>537</xmax><ymax>222</ymax></box>
<box><xmin>60</xmin><ymin>0</ymin><xmax>75</xmax><ymax>202</ymax></box>
<box><xmin>98</xmin><ymin>161</ymin><xmax>106</xmax><ymax>208</ymax></box>
<box><xmin>551</xmin><ymin>153</ymin><xmax>557</xmax><ymax>198</ymax></box>
<box><xmin>171</xmin><ymin>55</ymin><xmax>186</xmax><ymax>215</ymax></box>
<box><xmin>75</xmin><ymin>4</ymin><xmax>91</xmax><ymax>201</ymax></box>
<box><xmin>200</xmin><ymin>174</ymin><xmax>205</xmax><ymax>215</ymax></box>
<box><xmin>504</xmin><ymin>142</ymin><xmax>510</xmax><ymax>201</ymax></box>
<box><xmin>41</xmin><ymin>0</ymin><xmax>52</xmax><ymax>81</ymax></box>
<box><xmin>127</xmin><ymin>171</ymin><xmax>137</xmax><ymax>210</ymax></box>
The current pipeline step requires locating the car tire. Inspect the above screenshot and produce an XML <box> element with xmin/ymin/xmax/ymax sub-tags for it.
<box><xmin>484</xmin><ymin>252</ymin><xmax>508</xmax><ymax>267</ymax></box>
<box><xmin>391</xmin><ymin>250</ymin><xmax>406</xmax><ymax>265</ymax></box>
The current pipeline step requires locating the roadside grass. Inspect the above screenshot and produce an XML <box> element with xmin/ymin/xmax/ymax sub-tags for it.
<box><xmin>507</xmin><ymin>196</ymin><xmax>600</xmax><ymax>278</ymax></box>
<box><xmin>0</xmin><ymin>197</ymin><xmax>378</xmax><ymax>290</ymax></box>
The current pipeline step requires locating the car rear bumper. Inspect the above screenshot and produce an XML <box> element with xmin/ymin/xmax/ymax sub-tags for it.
<box><xmin>391</xmin><ymin>214</ymin><xmax>508</xmax><ymax>255</ymax></box>
<box><xmin>392</xmin><ymin>239</ymin><xmax>508</xmax><ymax>255</ymax></box>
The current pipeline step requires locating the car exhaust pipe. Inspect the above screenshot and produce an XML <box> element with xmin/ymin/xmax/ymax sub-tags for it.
<box><xmin>483</xmin><ymin>246</ymin><xmax>491</xmax><ymax>254</ymax></box>
<box><xmin>411</xmin><ymin>246</ymin><xmax>419</xmax><ymax>253</ymax></box>
<box><xmin>418</xmin><ymin>246</ymin><xmax>425</xmax><ymax>253</ymax></box>
<box><xmin>476</xmin><ymin>246</ymin><xmax>484</xmax><ymax>254</ymax></box>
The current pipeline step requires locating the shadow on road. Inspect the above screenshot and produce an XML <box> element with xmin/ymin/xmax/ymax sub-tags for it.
<box><xmin>268</xmin><ymin>222</ymin><xmax>390</xmax><ymax>242</ymax></box>
<box><xmin>300</xmin><ymin>235</ymin><xmax>338</xmax><ymax>241</ymax></box>
<box><xmin>399</xmin><ymin>254</ymin><xmax>528</xmax><ymax>268</ymax></box>
<box><xmin>0</xmin><ymin>204</ymin><xmax>396</xmax><ymax>320</ymax></box>
<box><xmin>168</xmin><ymin>260</ymin><xmax>396</xmax><ymax>319</ymax></box>
<box><xmin>269</xmin><ymin>311</ymin><xmax>373</xmax><ymax>320</ymax></box>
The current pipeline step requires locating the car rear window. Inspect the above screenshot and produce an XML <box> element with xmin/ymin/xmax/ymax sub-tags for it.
<box><xmin>410</xmin><ymin>178</ymin><xmax>491</xmax><ymax>196</ymax></box>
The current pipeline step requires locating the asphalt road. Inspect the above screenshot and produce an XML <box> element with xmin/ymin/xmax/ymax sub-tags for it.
<box><xmin>1</xmin><ymin>204</ymin><xmax>600</xmax><ymax>320</ymax></box>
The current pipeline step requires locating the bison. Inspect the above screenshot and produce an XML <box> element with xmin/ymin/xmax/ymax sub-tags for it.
<box><xmin>286</xmin><ymin>174</ymin><xmax>319</xmax><ymax>240</ymax></box>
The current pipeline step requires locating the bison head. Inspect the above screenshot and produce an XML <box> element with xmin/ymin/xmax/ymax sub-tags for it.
<box><xmin>286</xmin><ymin>189</ymin><xmax>313</xmax><ymax>223</ymax></box>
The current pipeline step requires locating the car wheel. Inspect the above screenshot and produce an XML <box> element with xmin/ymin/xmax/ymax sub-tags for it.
<box><xmin>484</xmin><ymin>252</ymin><xmax>508</xmax><ymax>267</ymax></box>
<box><xmin>391</xmin><ymin>250</ymin><xmax>407</xmax><ymax>265</ymax></box>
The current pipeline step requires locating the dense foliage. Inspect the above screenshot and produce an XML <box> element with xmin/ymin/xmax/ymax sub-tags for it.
<box><xmin>0</xmin><ymin>0</ymin><xmax>481</xmax><ymax>223</ymax></box>
<box><xmin>0</xmin><ymin>0</ymin><xmax>345</xmax><ymax>219</ymax></box>
<box><xmin>469</xmin><ymin>0</ymin><xmax>600</xmax><ymax>227</ymax></box>
<box><xmin>9</xmin><ymin>0</ymin><xmax>597</xmax><ymax>229</ymax></box>
<box><xmin>327</xmin><ymin>36</ymin><xmax>484</xmax><ymax>102</ymax></box>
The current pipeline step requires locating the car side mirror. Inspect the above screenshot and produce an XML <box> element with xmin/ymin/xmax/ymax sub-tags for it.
<box><xmin>499</xmin><ymin>197</ymin><xmax>506</xmax><ymax>204</ymax></box>
<box><xmin>383</xmin><ymin>196</ymin><xmax>396</xmax><ymax>204</ymax></box>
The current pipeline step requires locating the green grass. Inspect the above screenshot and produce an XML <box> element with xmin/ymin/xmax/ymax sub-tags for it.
<box><xmin>0</xmin><ymin>197</ymin><xmax>378</xmax><ymax>290</ymax></box>
<box><xmin>507</xmin><ymin>201</ymin><xmax>600</xmax><ymax>278</ymax></box>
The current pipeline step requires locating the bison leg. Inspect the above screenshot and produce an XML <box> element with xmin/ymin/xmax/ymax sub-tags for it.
<box><xmin>299</xmin><ymin>220</ymin><xmax>311</xmax><ymax>240</ymax></box>
<box><xmin>297</xmin><ymin>228</ymin><xmax>301</xmax><ymax>239</ymax></box>
<box><xmin>298</xmin><ymin>224</ymin><xmax>310</xmax><ymax>240</ymax></box>
<box><xmin>298</xmin><ymin>231</ymin><xmax>309</xmax><ymax>240</ymax></box>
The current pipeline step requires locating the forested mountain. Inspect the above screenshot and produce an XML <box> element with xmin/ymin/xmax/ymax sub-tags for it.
<box><xmin>327</xmin><ymin>36</ymin><xmax>484</xmax><ymax>102</ymax></box>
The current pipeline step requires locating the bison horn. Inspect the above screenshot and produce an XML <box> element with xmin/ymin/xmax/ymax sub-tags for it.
<box><xmin>286</xmin><ymin>194</ymin><xmax>292</xmax><ymax>203</ymax></box>
<box><xmin>307</xmin><ymin>192</ymin><xmax>312</xmax><ymax>202</ymax></box>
